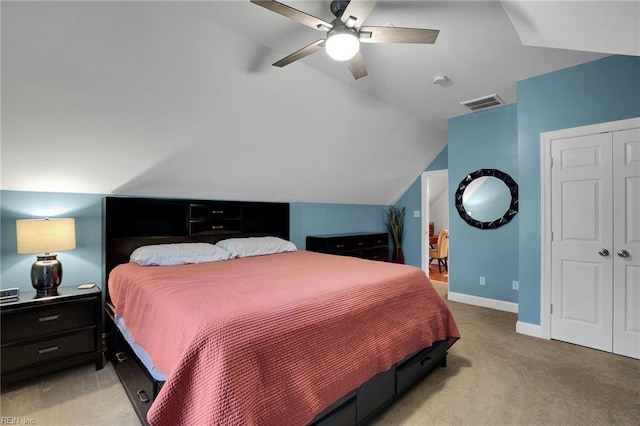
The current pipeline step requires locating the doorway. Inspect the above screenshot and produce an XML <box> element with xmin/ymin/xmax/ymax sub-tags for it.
<box><xmin>421</xmin><ymin>170</ymin><xmax>449</xmax><ymax>284</ymax></box>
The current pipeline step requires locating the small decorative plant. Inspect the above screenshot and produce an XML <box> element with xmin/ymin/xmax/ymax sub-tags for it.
<box><xmin>385</xmin><ymin>206</ymin><xmax>406</xmax><ymax>263</ymax></box>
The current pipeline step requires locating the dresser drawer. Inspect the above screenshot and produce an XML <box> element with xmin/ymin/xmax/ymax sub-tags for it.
<box><xmin>364</xmin><ymin>248</ymin><xmax>389</xmax><ymax>262</ymax></box>
<box><xmin>1</xmin><ymin>298</ymin><xmax>96</xmax><ymax>343</ymax></box>
<box><xmin>1</xmin><ymin>329</ymin><xmax>95</xmax><ymax>375</ymax></box>
<box><xmin>348</xmin><ymin>235</ymin><xmax>371</xmax><ymax>250</ymax></box>
<box><xmin>367</xmin><ymin>234</ymin><xmax>389</xmax><ymax>248</ymax></box>
<box><xmin>324</xmin><ymin>237</ymin><xmax>350</xmax><ymax>253</ymax></box>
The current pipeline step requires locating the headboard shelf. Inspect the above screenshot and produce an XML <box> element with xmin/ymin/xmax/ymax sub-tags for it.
<box><xmin>104</xmin><ymin>196</ymin><xmax>290</xmax><ymax>289</ymax></box>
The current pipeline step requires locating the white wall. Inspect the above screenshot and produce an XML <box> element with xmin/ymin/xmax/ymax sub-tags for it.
<box><xmin>430</xmin><ymin>187</ymin><xmax>449</xmax><ymax>234</ymax></box>
<box><xmin>1</xmin><ymin>1</ymin><xmax>445</xmax><ymax>205</ymax></box>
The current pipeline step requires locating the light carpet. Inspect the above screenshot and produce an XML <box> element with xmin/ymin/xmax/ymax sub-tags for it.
<box><xmin>2</xmin><ymin>300</ymin><xmax>638</xmax><ymax>426</ymax></box>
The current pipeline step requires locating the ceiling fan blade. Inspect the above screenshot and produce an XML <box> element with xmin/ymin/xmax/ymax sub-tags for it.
<box><xmin>359</xmin><ymin>26</ymin><xmax>439</xmax><ymax>44</ymax></box>
<box><xmin>273</xmin><ymin>39</ymin><xmax>325</xmax><ymax>67</ymax></box>
<box><xmin>345</xmin><ymin>51</ymin><xmax>368</xmax><ymax>80</ymax></box>
<box><xmin>251</xmin><ymin>0</ymin><xmax>333</xmax><ymax>32</ymax></box>
<box><xmin>341</xmin><ymin>0</ymin><xmax>377</xmax><ymax>29</ymax></box>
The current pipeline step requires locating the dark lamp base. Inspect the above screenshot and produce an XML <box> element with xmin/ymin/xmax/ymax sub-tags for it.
<box><xmin>31</xmin><ymin>254</ymin><xmax>63</xmax><ymax>296</ymax></box>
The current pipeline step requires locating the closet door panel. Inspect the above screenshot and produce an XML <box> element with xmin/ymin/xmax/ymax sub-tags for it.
<box><xmin>550</xmin><ymin>133</ymin><xmax>613</xmax><ymax>352</ymax></box>
<box><xmin>612</xmin><ymin>128</ymin><xmax>640</xmax><ymax>359</ymax></box>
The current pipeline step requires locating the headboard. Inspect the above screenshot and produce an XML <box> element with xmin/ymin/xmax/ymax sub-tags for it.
<box><xmin>103</xmin><ymin>196</ymin><xmax>290</xmax><ymax>301</ymax></box>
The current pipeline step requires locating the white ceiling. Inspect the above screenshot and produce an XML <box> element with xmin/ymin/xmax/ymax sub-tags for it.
<box><xmin>1</xmin><ymin>1</ymin><xmax>634</xmax><ymax>205</ymax></box>
<box><xmin>205</xmin><ymin>0</ymin><xmax>613</xmax><ymax>130</ymax></box>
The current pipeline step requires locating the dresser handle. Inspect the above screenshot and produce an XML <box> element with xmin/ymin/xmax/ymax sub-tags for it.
<box><xmin>358</xmin><ymin>242</ymin><xmax>365</xmax><ymax>246</ymax></box>
<box><xmin>212</xmin><ymin>210</ymin><xmax>224</xmax><ymax>214</ymax></box>
<box><xmin>38</xmin><ymin>314</ymin><xmax>60</xmax><ymax>322</ymax></box>
<box><xmin>38</xmin><ymin>345</ymin><xmax>60</xmax><ymax>355</ymax></box>
<box><xmin>137</xmin><ymin>389</ymin><xmax>150</xmax><ymax>404</ymax></box>
<box><xmin>336</xmin><ymin>244</ymin><xmax>345</xmax><ymax>248</ymax></box>
<box><xmin>211</xmin><ymin>225</ymin><xmax>224</xmax><ymax>230</ymax></box>
<box><xmin>115</xmin><ymin>352</ymin><xmax>128</xmax><ymax>363</ymax></box>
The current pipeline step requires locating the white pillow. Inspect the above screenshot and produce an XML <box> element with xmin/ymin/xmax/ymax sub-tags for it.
<box><xmin>130</xmin><ymin>243</ymin><xmax>233</xmax><ymax>266</ymax></box>
<box><xmin>215</xmin><ymin>236</ymin><xmax>297</xmax><ymax>258</ymax></box>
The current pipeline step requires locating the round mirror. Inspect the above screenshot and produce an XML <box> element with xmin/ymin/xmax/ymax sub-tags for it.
<box><xmin>455</xmin><ymin>169</ymin><xmax>518</xmax><ymax>229</ymax></box>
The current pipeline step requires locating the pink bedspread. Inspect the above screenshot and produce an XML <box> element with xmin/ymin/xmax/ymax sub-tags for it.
<box><xmin>109</xmin><ymin>251</ymin><xmax>459</xmax><ymax>425</ymax></box>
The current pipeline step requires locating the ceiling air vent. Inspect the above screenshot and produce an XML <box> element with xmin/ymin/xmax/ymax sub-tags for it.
<box><xmin>461</xmin><ymin>94</ymin><xmax>504</xmax><ymax>111</ymax></box>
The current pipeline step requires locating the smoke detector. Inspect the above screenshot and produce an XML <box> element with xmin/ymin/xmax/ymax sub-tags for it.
<box><xmin>432</xmin><ymin>75</ymin><xmax>447</xmax><ymax>85</ymax></box>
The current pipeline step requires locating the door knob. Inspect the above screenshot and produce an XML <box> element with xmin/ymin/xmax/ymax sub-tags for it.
<box><xmin>617</xmin><ymin>249</ymin><xmax>630</xmax><ymax>258</ymax></box>
<box><xmin>598</xmin><ymin>249</ymin><xmax>609</xmax><ymax>257</ymax></box>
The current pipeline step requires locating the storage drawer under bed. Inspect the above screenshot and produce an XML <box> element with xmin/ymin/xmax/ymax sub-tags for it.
<box><xmin>396</xmin><ymin>340</ymin><xmax>447</xmax><ymax>395</ymax></box>
<box><xmin>107</xmin><ymin>312</ymin><xmax>163</xmax><ymax>426</ymax></box>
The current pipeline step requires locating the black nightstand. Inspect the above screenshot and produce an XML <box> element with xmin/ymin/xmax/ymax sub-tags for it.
<box><xmin>0</xmin><ymin>285</ymin><xmax>103</xmax><ymax>386</ymax></box>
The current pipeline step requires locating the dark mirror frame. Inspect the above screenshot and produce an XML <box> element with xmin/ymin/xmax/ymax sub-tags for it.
<box><xmin>455</xmin><ymin>168</ymin><xmax>518</xmax><ymax>230</ymax></box>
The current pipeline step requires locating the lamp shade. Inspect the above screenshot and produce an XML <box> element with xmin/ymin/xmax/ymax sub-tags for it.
<box><xmin>16</xmin><ymin>218</ymin><xmax>76</xmax><ymax>254</ymax></box>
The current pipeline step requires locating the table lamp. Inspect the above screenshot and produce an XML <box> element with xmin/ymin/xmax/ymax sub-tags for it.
<box><xmin>16</xmin><ymin>218</ymin><xmax>76</xmax><ymax>295</ymax></box>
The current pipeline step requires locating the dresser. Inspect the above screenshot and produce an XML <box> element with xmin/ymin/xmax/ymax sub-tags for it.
<box><xmin>306</xmin><ymin>232</ymin><xmax>389</xmax><ymax>261</ymax></box>
<box><xmin>0</xmin><ymin>285</ymin><xmax>103</xmax><ymax>386</ymax></box>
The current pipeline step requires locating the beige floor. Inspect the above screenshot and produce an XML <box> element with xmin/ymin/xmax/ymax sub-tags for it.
<box><xmin>2</xmin><ymin>299</ymin><xmax>639</xmax><ymax>426</ymax></box>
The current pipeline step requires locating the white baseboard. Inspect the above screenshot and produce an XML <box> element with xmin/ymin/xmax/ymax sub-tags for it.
<box><xmin>447</xmin><ymin>291</ymin><xmax>518</xmax><ymax>313</ymax></box>
<box><xmin>516</xmin><ymin>321</ymin><xmax>545</xmax><ymax>339</ymax></box>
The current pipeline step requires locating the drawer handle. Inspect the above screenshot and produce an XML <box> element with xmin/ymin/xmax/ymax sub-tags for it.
<box><xmin>358</xmin><ymin>242</ymin><xmax>365</xmax><ymax>246</ymax></box>
<box><xmin>336</xmin><ymin>244</ymin><xmax>345</xmax><ymax>248</ymax></box>
<box><xmin>211</xmin><ymin>210</ymin><xmax>224</xmax><ymax>214</ymax></box>
<box><xmin>137</xmin><ymin>389</ymin><xmax>150</xmax><ymax>404</ymax></box>
<box><xmin>115</xmin><ymin>352</ymin><xmax>128</xmax><ymax>363</ymax></box>
<box><xmin>419</xmin><ymin>356</ymin><xmax>433</xmax><ymax>367</ymax></box>
<box><xmin>38</xmin><ymin>345</ymin><xmax>60</xmax><ymax>355</ymax></box>
<box><xmin>211</xmin><ymin>225</ymin><xmax>224</xmax><ymax>230</ymax></box>
<box><xmin>38</xmin><ymin>314</ymin><xmax>61</xmax><ymax>322</ymax></box>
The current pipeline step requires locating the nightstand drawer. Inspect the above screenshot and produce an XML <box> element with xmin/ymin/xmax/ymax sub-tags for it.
<box><xmin>1</xmin><ymin>298</ymin><xmax>96</xmax><ymax>343</ymax></box>
<box><xmin>1</xmin><ymin>329</ymin><xmax>95</xmax><ymax>375</ymax></box>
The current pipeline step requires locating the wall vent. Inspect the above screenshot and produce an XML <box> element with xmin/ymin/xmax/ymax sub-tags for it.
<box><xmin>461</xmin><ymin>94</ymin><xmax>504</xmax><ymax>111</ymax></box>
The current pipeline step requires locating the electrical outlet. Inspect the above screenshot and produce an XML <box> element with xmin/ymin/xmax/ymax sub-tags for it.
<box><xmin>480</xmin><ymin>276</ymin><xmax>486</xmax><ymax>286</ymax></box>
<box><xmin>512</xmin><ymin>280</ymin><xmax>519</xmax><ymax>291</ymax></box>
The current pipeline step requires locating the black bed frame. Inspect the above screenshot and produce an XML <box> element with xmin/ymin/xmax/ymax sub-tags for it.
<box><xmin>103</xmin><ymin>196</ymin><xmax>450</xmax><ymax>426</ymax></box>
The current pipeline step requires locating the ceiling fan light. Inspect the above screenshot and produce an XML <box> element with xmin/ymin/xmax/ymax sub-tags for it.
<box><xmin>326</xmin><ymin>30</ymin><xmax>359</xmax><ymax>61</ymax></box>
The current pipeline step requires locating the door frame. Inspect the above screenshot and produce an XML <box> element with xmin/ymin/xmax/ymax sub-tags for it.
<box><xmin>420</xmin><ymin>169</ymin><xmax>448</xmax><ymax>275</ymax></box>
<box><xmin>539</xmin><ymin>116</ymin><xmax>640</xmax><ymax>339</ymax></box>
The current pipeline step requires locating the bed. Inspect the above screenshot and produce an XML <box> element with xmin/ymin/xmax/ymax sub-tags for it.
<box><xmin>103</xmin><ymin>196</ymin><xmax>459</xmax><ymax>425</ymax></box>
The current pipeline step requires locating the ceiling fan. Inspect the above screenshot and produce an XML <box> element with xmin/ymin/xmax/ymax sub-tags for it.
<box><xmin>250</xmin><ymin>0</ymin><xmax>439</xmax><ymax>79</ymax></box>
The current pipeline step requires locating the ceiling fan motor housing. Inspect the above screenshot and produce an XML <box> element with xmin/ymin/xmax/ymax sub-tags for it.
<box><xmin>330</xmin><ymin>0</ymin><xmax>350</xmax><ymax>18</ymax></box>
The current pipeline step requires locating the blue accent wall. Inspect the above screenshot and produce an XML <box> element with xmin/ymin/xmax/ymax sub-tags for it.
<box><xmin>0</xmin><ymin>190</ymin><xmax>387</xmax><ymax>292</ymax></box>
<box><xmin>448</xmin><ymin>104</ymin><xmax>519</xmax><ymax>302</ymax></box>
<box><xmin>393</xmin><ymin>55</ymin><xmax>640</xmax><ymax>324</ymax></box>
<box><xmin>395</xmin><ymin>145</ymin><xmax>448</xmax><ymax>267</ymax></box>
<box><xmin>0</xmin><ymin>191</ymin><xmax>104</xmax><ymax>290</ymax></box>
<box><xmin>517</xmin><ymin>55</ymin><xmax>640</xmax><ymax>324</ymax></box>
<box><xmin>289</xmin><ymin>203</ymin><xmax>387</xmax><ymax>249</ymax></box>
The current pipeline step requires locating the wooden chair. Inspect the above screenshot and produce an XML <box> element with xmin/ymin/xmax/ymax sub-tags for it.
<box><xmin>429</xmin><ymin>229</ymin><xmax>449</xmax><ymax>273</ymax></box>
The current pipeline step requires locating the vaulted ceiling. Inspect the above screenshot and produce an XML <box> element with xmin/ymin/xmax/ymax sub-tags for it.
<box><xmin>2</xmin><ymin>1</ymin><xmax>635</xmax><ymax>205</ymax></box>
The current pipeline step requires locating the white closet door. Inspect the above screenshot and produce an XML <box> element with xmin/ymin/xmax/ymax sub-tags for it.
<box><xmin>612</xmin><ymin>128</ymin><xmax>640</xmax><ymax>359</ymax></box>
<box><xmin>551</xmin><ymin>133</ymin><xmax>613</xmax><ymax>352</ymax></box>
